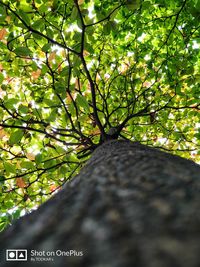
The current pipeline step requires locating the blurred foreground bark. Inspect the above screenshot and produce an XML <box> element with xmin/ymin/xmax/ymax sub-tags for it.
<box><xmin>0</xmin><ymin>140</ymin><xmax>200</xmax><ymax>267</ymax></box>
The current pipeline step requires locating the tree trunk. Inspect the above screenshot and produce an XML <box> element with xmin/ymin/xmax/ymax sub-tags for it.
<box><xmin>0</xmin><ymin>140</ymin><xmax>200</xmax><ymax>267</ymax></box>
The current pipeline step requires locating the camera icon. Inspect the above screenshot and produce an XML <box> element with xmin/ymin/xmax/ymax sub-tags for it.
<box><xmin>6</xmin><ymin>249</ymin><xmax>27</xmax><ymax>261</ymax></box>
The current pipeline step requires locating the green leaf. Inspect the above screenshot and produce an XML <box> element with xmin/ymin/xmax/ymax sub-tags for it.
<box><xmin>60</xmin><ymin>166</ymin><xmax>68</xmax><ymax>175</ymax></box>
<box><xmin>21</xmin><ymin>161</ymin><xmax>35</xmax><ymax>169</ymax></box>
<box><xmin>4</xmin><ymin>98</ymin><xmax>18</xmax><ymax>109</ymax></box>
<box><xmin>0</xmin><ymin>73</ymin><xmax>4</xmax><ymax>84</ymax></box>
<box><xmin>46</xmin><ymin>28</ymin><xmax>54</xmax><ymax>39</ymax></box>
<box><xmin>0</xmin><ymin>175</ymin><xmax>5</xmax><ymax>184</ymax></box>
<box><xmin>18</xmin><ymin>105</ymin><xmax>29</xmax><ymax>114</ymax></box>
<box><xmin>85</xmin><ymin>42</ymin><xmax>94</xmax><ymax>54</ymax></box>
<box><xmin>44</xmin><ymin>159</ymin><xmax>56</xmax><ymax>169</ymax></box>
<box><xmin>142</xmin><ymin>1</ymin><xmax>151</xmax><ymax>9</ymax></box>
<box><xmin>14</xmin><ymin>47</ymin><xmax>31</xmax><ymax>56</ymax></box>
<box><xmin>47</xmin><ymin>109</ymin><xmax>58</xmax><ymax>122</ymax></box>
<box><xmin>32</xmin><ymin>19</ymin><xmax>45</xmax><ymax>31</ymax></box>
<box><xmin>73</xmin><ymin>32</ymin><xmax>82</xmax><ymax>42</ymax></box>
<box><xmin>126</xmin><ymin>0</ymin><xmax>140</xmax><ymax>10</ymax></box>
<box><xmin>38</xmin><ymin>4</ymin><xmax>49</xmax><ymax>13</ymax></box>
<box><xmin>9</xmin><ymin>130</ymin><xmax>24</xmax><ymax>145</ymax></box>
<box><xmin>41</xmin><ymin>64</ymin><xmax>49</xmax><ymax>74</ymax></box>
<box><xmin>4</xmin><ymin>162</ymin><xmax>16</xmax><ymax>175</ymax></box>
<box><xmin>12</xmin><ymin>209</ymin><xmax>21</xmax><ymax>220</ymax></box>
<box><xmin>76</xmin><ymin>94</ymin><xmax>90</xmax><ymax>113</ymax></box>
<box><xmin>35</xmin><ymin>154</ymin><xmax>43</xmax><ymax>164</ymax></box>
<box><xmin>60</xmin><ymin>66</ymin><xmax>69</xmax><ymax>77</ymax></box>
<box><xmin>4</xmin><ymin>201</ymin><xmax>14</xmax><ymax>208</ymax></box>
<box><xmin>55</xmin><ymin>82</ymin><xmax>66</xmax><ymax>94</ymax></box>
<box><xmin>103</xmin><ymin>22</ymin><xmax>112</xmax><ymax>35</ymax></box>
<box><xmin>18</xmin><ymin>9</ymin><xmax>30</xmax><ymax>25</ymax></box>
<box><xmin>0</xmin><ymin>221</ymin><xmax>7</xmax><ymax>232</ymax></box>
<box><xmin>195</xmin><ymin>0</ymin><xmax>200</xmax><ymax>10</ymax></box>
<box><xmin>71</xmin><ymin>7</ymin><xmax>78</xmax><ymax>21</ymax></box>
<box><xmin>42</xmin><ymin>43</ymin><xmax>51</xmax><ymax>52</ymax></box>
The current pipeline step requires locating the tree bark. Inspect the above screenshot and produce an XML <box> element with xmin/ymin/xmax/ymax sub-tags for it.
<box><xmin>0</xmin><ymin>140</ymin><xmax>200</xmax><ymax>267</ymax></box>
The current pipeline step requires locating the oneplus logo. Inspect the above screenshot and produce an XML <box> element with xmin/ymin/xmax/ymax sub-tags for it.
<box><xmin>6</xmin><ymin>249</ymin><xmax>27</xmax><ymax>261</ymax></box>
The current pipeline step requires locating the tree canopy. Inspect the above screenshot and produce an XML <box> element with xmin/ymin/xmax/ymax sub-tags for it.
<box><xmin>0</xmin><ymin>0</ymin><xmax>200</xmax><ymax>231</ymax></box>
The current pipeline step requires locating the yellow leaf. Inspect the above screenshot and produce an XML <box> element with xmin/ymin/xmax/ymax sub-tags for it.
<box><xmin>0</xmin><ymin>128</ymin><xmax>7</xmax><ymax>138</ymax></box>
<box><xmin>6</xmin><ymin>16</ymin><xmax>11</xmax><ymax>23</ymax></box>
<box><xmin>83</xmin><ymin>50</ymin><xmax>89</xmax><ymax>56</ymax></box>
<box><xmin>26</xmin><ymin>153</ymin><xmax>35</xmax><ymax>161</ymax></box>
<box><xmin>16</xmin><ymin>160</ymin><xmax>21</xmax><ymax>168</ymax></box>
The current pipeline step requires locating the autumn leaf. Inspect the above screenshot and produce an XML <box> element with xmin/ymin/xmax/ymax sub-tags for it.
<box><xmin>143</xmin><ymin>81</ymin><xmax>151</xmax><ymax>88</ymax></box>
<box><xmin>31</xmin><ymin>69</ymin><xmax>41</xmax><ymax>79</ymax></box>
<box><xmin>90</xmin><ymin>129</ymin><xmax>101</xmax><ymax>135</ymax></box>
<box><xmin>0</xmin><ymin>28</ymin><xmax>7</xmax><ymax>40</ymax></box>
<box><xmin>50</xmin><ymin>184</ymin><xmax>58</xmax><ymax>192</ymax></box>
<box><xmin>66</xmin><ymin>92</ymin><xmax>73</xmax><ymax>103</ymax></box>
<box><xmin>16</xmin><ymin>178</ymin><xmax>26</xmax><ymax>188</ymax></box>
<box><xmin>48</xmin><ymin>52</ymin><xmax>56</xmax><ymax>62</ymax></box>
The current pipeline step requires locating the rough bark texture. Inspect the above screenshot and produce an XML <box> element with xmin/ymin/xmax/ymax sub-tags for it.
<box><xmin>0</xmin><ymin>140</ymin><xmax>200</xmax><ymax>267</ymax></box>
